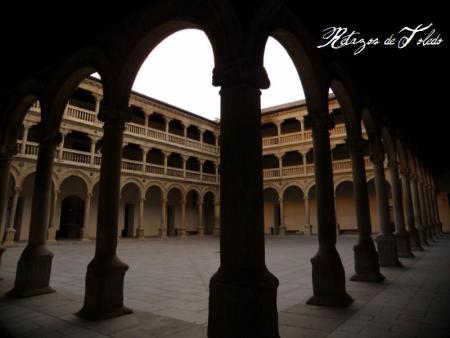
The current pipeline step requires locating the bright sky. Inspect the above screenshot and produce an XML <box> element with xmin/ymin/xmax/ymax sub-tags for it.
<box><xmin>95</xmin><ymin>29</ymin><xmax>305</xmax><ymax>120</ymax></box>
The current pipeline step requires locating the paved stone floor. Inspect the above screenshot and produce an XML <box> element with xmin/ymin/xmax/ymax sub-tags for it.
<box><xmin>0</xmin><ymin>235</ymin><xmax>449</xmax><ymax>337</ymax></box>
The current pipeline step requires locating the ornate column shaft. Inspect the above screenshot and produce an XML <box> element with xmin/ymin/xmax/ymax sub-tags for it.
<box><xmin>388</xmin><ymin>160</ymin><xmax>413</xmax><ymax>257</ymax></box>
<box><xmin>198</xmin><ymin>202</ymin><xmax>204</xmax><ymax>236</ymax></box>
<box><xmin>306</xmin><ymin>112</ymin><xmax>352</xmax><ymax>307</ymax></box>
<box><xmin>400</xmin><ymin>167</ymin><xmax>422</xmax><ymax>251</ymax></box>
<box><xmin>3</xmin><ymin>187</ymin><xmax>21</xmax><ymax>245</ymax></box>
<box><xmin>208</xmin><ymin>63</ymin><xmax>280</xmax><ymax>338</ymax></box>
<box><xmin>347</xmin><ymin>136</ymin><xmax>384</xmax><ymax>281</ymax></box>
<box><xmin>371</xmin><ymin>151</ymin><xmax>401</xmax><ymax>266</ymax></box>
<box><xmin>410</xmin><ymin>175</ymin><xmax>428</xmax><ymax>245</ymax></box>
<box><xmin>418</xmin><ymin>180</ymin><xmax>433</xmax><ymax>242</ymax></box>
<box><xmin>160</xmin><ymin>198</ymin><xmax>167</xmax><ymax>238</ymax></box>
<box><xmin>77</xmin><ymin>105</ymin><xmax>132</xmax><ymax>320</ymax></box>
<box><xmin>81</xmin><ymin>192</ymin><xmax>92</xmax><ymax>241</ymax></box>
<box><xmin>8</xmin><ymin>127</ymin><xmax>61</xmax><ymax>297</ymax></box>
<box><xmin>180</xmin><ymin>198</ymin><xmax>186</xmax><ymax>237</ymax></box>
<box><xmin>278</xmin><ymin>198</ymin><xmax>286</xmax><ymax>235</ymax></box>
<box><xmin>304</xmin><ymin>195</ymin><xmax>312</xmax><ymax>235</ymax></box>
<box><xmin>47</xmin><ymin>189</ymin><xmax>59</xmax><ymax>241</ymax></box>
<box><xmin>20</xmin><ymin>124</ymin><xmax>31</xmax><ymax>154</ymax></box>
<box><xmin>136</xmin><ymin>198</ymin><xmax>145</xmax><ymax>239</ymax></box>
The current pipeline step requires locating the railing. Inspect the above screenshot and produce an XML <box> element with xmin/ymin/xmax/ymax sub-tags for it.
<box><xmin>186</xmin><ymin>170</ymin><xmax>201</xmax><ymax>180</ymax></box>
<box><xmin>145</xmin><ymin>164</ymin><xmax>165</xmax><ymax>175</ymax></box>
<box><xmin>282</xmin><ymin>166</ymin><xmax>304</xmax><ymax>177</ymax></box>
<box><xmin>167</xmin><ymin>167</ymin><xmax>184</xmax><ymax>177</ymax></box>
<box><xmin>122</xmin><ymin>159</ymin><xmax>144</xmax><ymax>172</ymax></box>
<box><xmin>62</xmin><ymin>149</ymin><xmax>91</xmax><ymax>165</ymax></box>
<box><xmin>65</xmin><ymin>106</ymin><xmax>99</xmax><ymax>125</ymax></box>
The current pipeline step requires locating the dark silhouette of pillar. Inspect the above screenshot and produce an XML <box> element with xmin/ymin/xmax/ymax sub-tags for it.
<box><xmin>7</xmin><ymin>127</ymin><xmax>60</xmax><ymax>297</ymax></box>
<box><xmin>77</xmin><ymin>104</ymin><xmax>132</xmax><ymax>320</ymax></box>
<box><xmin>208</xmin><ymin>63</ymin><xmax>279</xmax><ymax>337</ymax></box>
<box><xmin>410</xmin><ymin>173</ymin><xmax>429</xmax><ymax>246</ymax></box>
<box><xmin>371</xmin><ymin>151</ymin><xmax>402</xmax><ymax>266</ymax></box>
<box><xmin>306</xmin><ymin>112</ymin><xmax>352</xmax><ymax>307</ymax></box>
<box><xmin>347</xmin><ymin>136</ymin><xmax>384</xmax><ymax>282</ymax></box>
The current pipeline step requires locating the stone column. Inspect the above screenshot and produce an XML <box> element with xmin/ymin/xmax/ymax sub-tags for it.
<box><xmin>183</xmin><ymin>123</ymin><xmax>188</xmax><ymax>138</ymax></box>
<box><xmin>144</xmin><ymin>112</ymin><xmax>149</xmax><ymax>128</ymax></box>
<box><xmin>304</xmin><ymin>195</ymin><xmax>312</xmax><ymax>235</ymax></box>
<box><xmin>77</xmin><ymin>105</ymin><xmax>132</xmax><ymax>320</ymax></box>
<box><xmin>208</xmin><ymin>63</ymin><xmax>280</xmax><ymax>338</ymax></box>
<box><xmin>58</xmin><ymin>130</ymin><xmax>67</xmax><ymax>160</ymax></box>
<box><xmin>299</xmin><ymin>117</ymin><xmax>305</xmax><ymax>140</ymax></box>
<box><xmin>410</xmin><ymin>174</ymin><xmax>428</xmax><ymax>246</ymax></box>
<box><xmin>7</xmin><ymin>128</ymin><xmax>61</xmax><ymax>297</ymax></box>
<box><xmin>306</xmin><ymin>112</ymin><xmax>352</xmax><ymax>307</ymax></box>
<box><xmin>198</xmin><ymin>202</ymin><xmax>204</xmax><ymax>236</ymax></box>
<box><xmin>371</xmin><ymin>151</ymin><xmax>402</xmax><ymax>266</ymax></box>
<box><xmin>164</xmin><ymin>118</ymin><xmax>171</xmax><ymax>134</ymax></box>
<box><xmin>89</xmin><ymin>136</ymin><xmax>98</xmax><ymax>166</ymax></box>
<box><xmin>346</xmin><ymin>137</ymin><xmax>384</xmax><ymax>281</ymax></box>
<box><xmin>199</xmin><ymin>159</ymin><xmax>204</xmax><ymax>181</ymax></box>
<box><xmin>388</xmin><ymin>160</ymin><xmax>414</xmax><ymax>257</ymax></box>
<box><xmin>275</xmin><ymin>121</ymin><xmax>282</xmax><ymax>143</ymax></box>
<box><xmin>179</xmin><ymin>198</ymin><xmax>186</xmax><ymax>237</ymax></box>
<box><xmin>399</xmin><ymin>167</ymin><xmax>422</xmax><ymax>251</ymax></box>
<box><xmin>3</xmin><ymin>187</ymin><xmax>21</xmax><ymax>245</ymax></box>
<box><xmin>47</xmin><ymin>189</ymin><xmax>59</xmax><ymax>241</ymax></box>
<box><xmin>278</xmin><ymin>198</ymin><xmax>286</xmax><ymax>235</ymax></box>
<box><xmin>276</xmin><ymin>153</ymin><xmax>283</xmax><ymax>178</ymax></box>
<box><xmin>213</xmin><ymin>200</ymin><xmax>220</xmax><ymax>236</ymax></box>
<box><xmin>159</xmin><ymin>197</ymin><xmax>167</xmax><ymax>238</ymax></box>
<box><xmin>422</xmin><ymin>184</ymin><xmax>435</xmax><ymax>240</ymax></box>
<box><xmin>79</xmin><ymin>192</ymin><xmax>92</xmax><ymax>241</ymax></box>
<box><xmin>93</xmin><ymin>94</ymin><xmax>101</xmax><ymax>114</ymax></box>
<box><xmin>214</xmin><ymin>161</ymin><xmax>219</xmax><ymax>183</ymax></box>
<box><xmin>135</xmin><ymin>197</ymin><xmax>145</xmax><ymax>239</ymax></box>
<box><xmin>20</xmin><ymin>123</ymin><xmax>32</xmax><ymax>154</ymax></box>
<box><xmin>301</xmin><ymin>151</ymin><xmax>308</xmax><ymax>174</ymax></box>
<box><xmin>0</xmin><ymin>148</ymin><xmax>14</xmax><ymax>279</ymax></box>
<box><xmin>142</xmin><ymin>147</ymin><xmax>149</xmax><ymax>174</ymax></box>
<box><xmin>418</xmin><ymin>179</ymin><xmax>433</xmax><ymax>242</ymax></box>
<box><xmin>163</xmin><ymin>151</ymin><xmax>169</xmax><ymax>175</ymax></box>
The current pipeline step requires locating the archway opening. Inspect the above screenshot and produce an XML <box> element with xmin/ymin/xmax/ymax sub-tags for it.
<box><xmin>58</xmin><ymin>196</ymin><xmax>84</xmax><ymax>239</ymax></box>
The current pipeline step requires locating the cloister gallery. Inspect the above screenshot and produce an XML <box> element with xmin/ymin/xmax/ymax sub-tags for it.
<box><xmin>0</xmin><ymin>1</ymin><xmax>449</xmax><ymax>337</ymax></box>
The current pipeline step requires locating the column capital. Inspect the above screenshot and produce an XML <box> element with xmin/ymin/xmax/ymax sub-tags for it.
<box><xmin>213</xmin><ymin>60</ymin><xmax>269</xmax><ymax>89</ymax></box>
<box><xmin>160</xmin><ymin>197</ymin><xmax>168</xmax><ymax>204</ymax></box>
<box><xmin>278</xmin><ymin>197</ymin><xmax>284</xmax><ymax>204</ymax></box>
<box><xmin>275</xmin><ymin>153</ymin><xmax>284</xmax><ymax>160</ymax></box>
<box><xmin>162</xmin><ymin>150</ymin><xmax>171</xmax><ymax>157</ymax></box>
<box><xmin>181</xmin><ymin>154</ymin><xmax>190</xmax><ymax>161</ymax></box>
<box><xmin>309</xmin><ymin>113</ymin><xmax>334</xmax><ymax>134</ymax></box>
<box><xmin>98</xmin><ymin>103</ymin><xmax>132</xmax><ymax>125</ymax></box>
<box><xmin>23</xmin><ymin>121</ymin><xmax>35</xmax><ymax>128</ymax></box>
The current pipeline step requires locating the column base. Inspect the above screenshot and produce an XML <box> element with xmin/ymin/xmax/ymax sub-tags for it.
<box><xmin>418</xmin><ymin>227</ymin><xmax>430</xmax><ymax>246</ymax></box>
<box><xmin>77</xmin><ymin>255</ymin><xmax>132</xmax><ymax>321</ymax></box>
<box><xmin>179</xmin><ymin>228</ymin><xmax>186</xmax><ymax>237</ymax></box>
<box><xmin>6</xmin><ymin>244</ymin><xmax>55</xmax><ymax>298</ymax></box>
<box><xmin>408</xmin><ymin>228</ymin><xmax>423</xmax><ymax>251</ymax></box>
<box><xmin>351</xmin><ymin>241</ymin><xmax>385</xmax><ymax>282</ymax></box>
<box><xmin>208</xmin><ymin>267</ymin><xmax>279</xmax><ymax>338</ymax></box>
<box><xmin>396</xmin><ymin>232</ymin><xmax>414</xmax><ymax>257</ymax></box>
<box><xmin>278</xmin><ymin>226</ymin><xmax>286</xmax><ymax>236</ymax></box>
<box><xmin>375</xmin><ymin>234</ymin><xmax>402</xmax><ymax>267</ymax></box>
<box><xmin>307</xmin><ymin>247</ymin><xmax>353</xmax><ymax>307</ymax></box>
<box><xmin>159</xmin><ymin>228</ymin><xmax>167</xmax><ymax>238</ymax></box>
<box><xmin>135</xmin><ymin>228</ymin><xmax>145</xmax><ymax>239</ymax></box>
<box><xmin>427</xmin><ymin>226</ymin><xmax>435</xmax><ymax>242</ymax></box>
<box><xmin>47</xmin><ymin>228</ymin><xmax>57</xmax><ymax>241</ymax></box>
<box><xmin>198</xmin><ymin>227</ymin><xmax>204</xmax><ymax>236</ymax></box>
<box><xmin>213</xmin><ymin>225</ymin><xmax>220</xmax><ymax>237</ymax></box>
<box><xmin>304</xmin><ymin>225</ymin><xmax>312</xmax><ymax>236</ymax></box>
<box><xmin>80</xmin><ymin>228</ymin><xmax>91</xmax><ymax>241</ymax></box>
<box><xmin>3</xmin><ymin>228</ymin><xmax>16</xmax><ymax>246</ymax></box>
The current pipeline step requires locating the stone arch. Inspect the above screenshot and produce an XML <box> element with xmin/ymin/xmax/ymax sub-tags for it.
<box><xmin>58</xmin><ymin>170</ymin><xmax>93</xmax><ymax>194</ymax></box>
<box><xmin>281</xmin><ymin>182</ymin><xmax>305</xmax><ymax>198</ymax></box>
<box><xmin>334</xmin><ymin>176</ymin><xmax>354</xmax><ymax>192</ymax></box>
<box><xmin>282</xmin><ymin>185</ymin><xmax>305</xmax><ymax>233</ymax></box>
<box><xmin>120</xmin><ymin>177</ymin><xmax>144</xmax><ymax>198</ymax></box>
<box><xmin>8</xmin><ymin>164</ymin><xmax>20</xmax><ymax>189</ymax></box>
<box><xmin>184</xmin><ymin>185</ymin><xmax>202</xmax><ymax>201</ymax></box>
<box><xmin>106</xmin><ymin>0</ymin><xmax>238</xmax><ymax>110</ymax></box>
<box><xmin>144</xmin><ymin>184</ymin><xmax>164</xmax><ymax>237</ymax></box>
<box><xmin>361</xmin><ymin>100</ymin><xmax>383</xmax><ymax>156</ymax></box>
<box><xmin>201</xmin><ymin>188</ymin><xmax>217</xmax><ymax>202</ymax></box>
<box><xmin>381</xmin><ymin>125</ymin><xmax>397</xmax><ymax>163</ymax></box>
<box><xmin>44</xmin><ymin>46</ymin><xmax>109</xmax><ymax>130</ymax></box>
<box><xmin>165</xmin><ymin>183</ymin><xmax>185</xmax><ymax>199</ymax></box>
<box><xmin>144</xmin><ymin>181</ymin><xmax>166</xmax><ymax>197</ymax></box>
<box><xmin>120</xmin><ymin>181</ymin><xmax>142</xmax><ymax>238</ymax></box>
<box><xmin>396</xmin><ymin>133</ymin><xmax>409</xmax><ymax>171</ymax></box>
<box><xmin>252</xmin><ymin>5</ymin><xmax>329</xmax><ymax>115</ymax></box>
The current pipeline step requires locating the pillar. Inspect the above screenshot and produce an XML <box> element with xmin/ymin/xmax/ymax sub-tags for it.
<box><xmin>47</xmin><ymin>189</ymin><xmax>59</xmax><ymax>241</ymax></box>
<box><xmin>182</xmin><ymin>155</ymin><xmax>188</xmax><ymax>178</ymax></box>
<box><xmin>278</xmin><ymin>198</ymin><xmax>286</xmax><ymax>235</ymax></box>
<box><xmin>89</xmin><ymin>136</ymin><xmax>98</xmax><ymax>166</ymax></box>
<box><xmin>3</xmin><ymin>186</ymin><xmax>20</xmax><ymax>245</ymax></box>
<box><xmin>7</xmin><ymin>128</ymin><xmax>61</xmax><ymax>297</ymax></box>
<box><xmin>163</xmin><ymin>151</ymin><xmax>169</xmax><ymax>175</ymax></box>
<box><xmin>208</xmin><ymin>63</ymin><xmax>280</xmax><ymax>338</ymax></box>
<box><xmin>198</xmin><ymin>202</ymin><xmax>204</xmax><ymax>236</ymax></box>
<box><xmin>399</xmin><ymin>167</ymin><xmax>422</xmax><ymax>251</ymax></box>
<box><xmin>77</xmin><ymin>105</ymin><xmax>132</xmax><ymax>320</ymax></box>
<box><xmin>346</xmin><ymin>137</ymin><xmax>384</xmax><ymax>281</ymax></box>
<box><xmin>418</xmin><ymin>179</ymin><xmax>433</xmax><ymax>242</ymax></box>
<box><xmin>0</xmin><ymin>147</ymin><xmax>14</xmax><ymax>279</ymax></box>
<box><xmin>199</xmin><ymin>159</ymin><xmax>204</xmax><ymax>181</ymax></box>
<box><xmin>306</xmin><ymin>112</ymin><xmax>352</xmax><ymax>307</ymax></box>
<box><xmin>80</xmin><ymin>192</ymin><xmax>92</xmax><ymax>241</ymax></box>
<box><xmin>142</xmin><ymin>147</ymin><xmax>149</xmax><ymax>174</ymax></box>
<box><xmin>135</xmin><ymin>197</ymin><xmax>145</xmax><ymax>239</ymax></box>
<box><xmin>20</xmin><ymin>123</ymin><xmax>32</xmax><ymax>154</ymax></box>
<box><xmin>304</xmin><ymin>195</ymin><xmax>312</xmax><ymax>235</ymax></box>
<box><xmin>160</xmin><ymin>197</ymin><xmax>167</xmax><ymax>238</ymax></box>
<box><xmin>58</xmin><ymin>131</ymin><xmax>67</xmax><ymax>160</ymax></box>
<box><xmin>180</xmin><ymin>198</ymin><xmax>186</xmax><ymax>237</ymax></box>
<box><xmin>410</xmin><ymin>174</ymin><xmax>429</xmax><ymax>246</ymax></box>
<box><xmin>388</xmin><ymin>160</ymin><xmax>414</xmax><ymax>257</ymax></box>
<box><xmin>371</xmin><ymin>151</ymin><xmax>402</xmax><ymax>266</ymax></box>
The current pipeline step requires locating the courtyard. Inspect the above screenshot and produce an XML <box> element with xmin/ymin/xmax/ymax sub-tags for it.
<box><xmin>0</xmin><ymin>235</ymin><xmax>449</xmax><ymax>337</ymax></box>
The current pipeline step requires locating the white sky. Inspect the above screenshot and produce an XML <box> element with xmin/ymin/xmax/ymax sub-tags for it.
<box><xmin>95</xmin><ymin>29</ymin><xmax>305</xmax><ymax>120</ymax></box>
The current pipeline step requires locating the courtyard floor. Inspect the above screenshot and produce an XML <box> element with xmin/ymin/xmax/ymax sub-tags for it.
<box><xmin>0</xmin><ymin>235</ymin><xmax>449</xmax><ymax>337</ymax></box>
